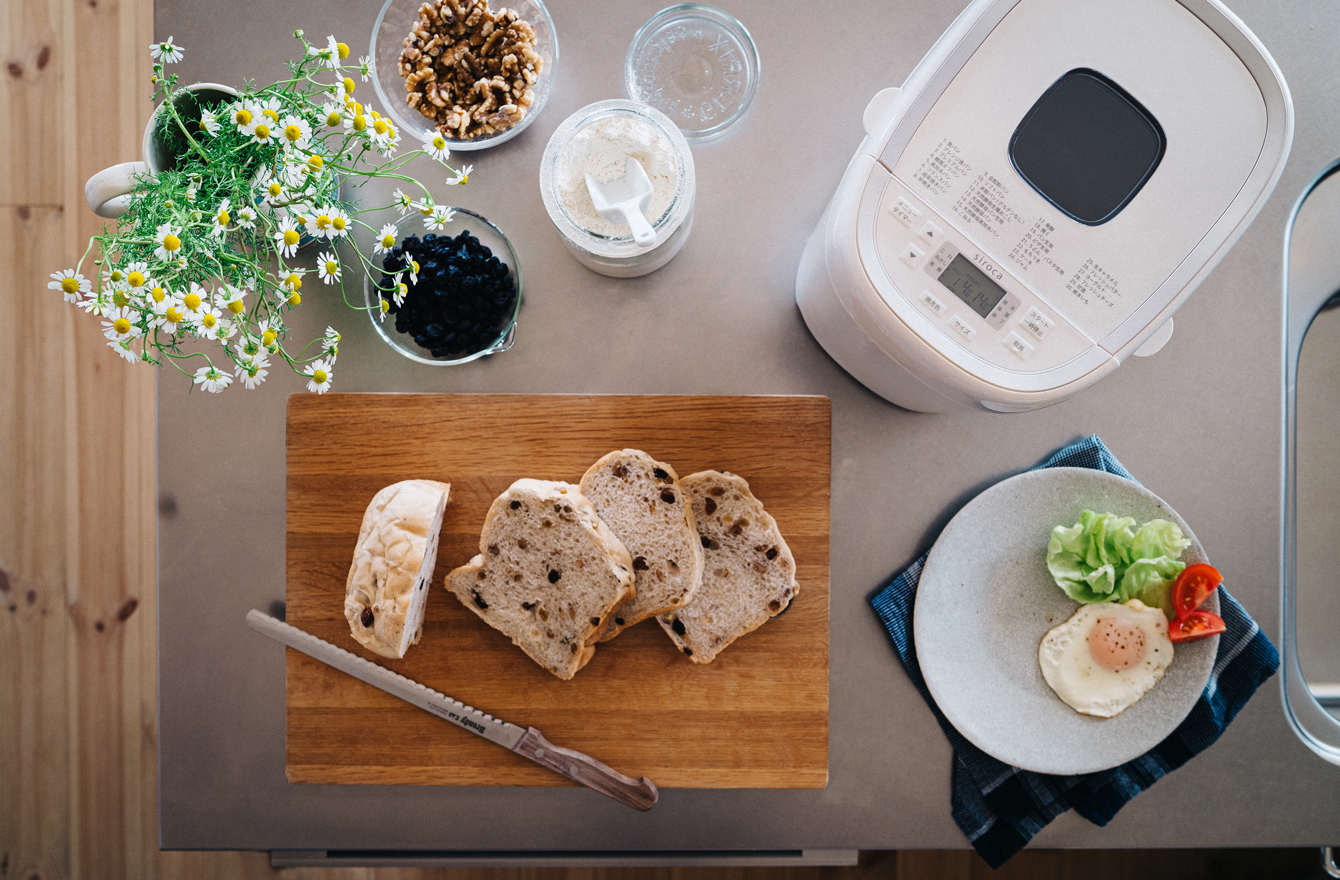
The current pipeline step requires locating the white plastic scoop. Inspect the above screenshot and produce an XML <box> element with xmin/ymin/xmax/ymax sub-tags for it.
<box><xmin>585</xmin><ymin>157</ymin><xmax>657</xmax><ymax>248</ymax></box>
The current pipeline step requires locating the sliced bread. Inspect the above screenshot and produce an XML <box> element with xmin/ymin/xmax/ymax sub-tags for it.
<box><xmin>344</xmin><ymin>479</ymin><xmax>451</xmax><ymax>659</ymax></box>
<box><xmin>579</xmin><ymin>449</ymin><xmax>705</xmax><ymax>641</ymax></box>
<box><xmin>444</xmin><ymin>479</ymin><xmax>635</xmax><ymax>679</ymax></box>
<box><xmin>657</xmin><ymin>470</ymin><xmax>797</xmax><ymax>664</ymax></box>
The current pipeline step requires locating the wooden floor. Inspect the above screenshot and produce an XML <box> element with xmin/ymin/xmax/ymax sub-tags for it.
<box><xmin>0</xmin><ymin>0</ymin><xmax>1325</xmax><ymax>877</ymax></box>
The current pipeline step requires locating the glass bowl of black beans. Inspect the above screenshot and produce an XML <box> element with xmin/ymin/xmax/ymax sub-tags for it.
<box><xmin>364</xmin><ymin>208</ymin><xmax>522</xmax><ymax>365</ymax></box>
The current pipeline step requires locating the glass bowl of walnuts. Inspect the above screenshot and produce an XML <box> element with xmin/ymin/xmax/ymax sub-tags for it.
<box><xmin>369</xmin><ymin>0</ymin><xmax>558</xmax><ymax>151</ymax></box>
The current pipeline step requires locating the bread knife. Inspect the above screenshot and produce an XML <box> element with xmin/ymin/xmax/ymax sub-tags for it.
<box><xmin>245</xmin><ymin>609</ymin><xmax>658</xmax><ymax>811</ymax></box>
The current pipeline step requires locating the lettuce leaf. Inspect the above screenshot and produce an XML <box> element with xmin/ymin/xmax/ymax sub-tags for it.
<box><xmin>1046</xmin><ymin>510</ymin><xmax>1189</xmax><ymax>612</ymax></box>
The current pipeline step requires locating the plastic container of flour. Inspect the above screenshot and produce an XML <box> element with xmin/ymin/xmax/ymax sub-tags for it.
<box><xmin>539</xmin><ymin>99</ymin><xmax>695</xmax><ymax>278</ymax></box>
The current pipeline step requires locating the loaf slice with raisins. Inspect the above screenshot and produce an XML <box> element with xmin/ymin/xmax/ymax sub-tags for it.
<box><xmin>657</xmin><ymin>471</ymin><xmax>797</xmax><ymax>664</ymax></box>
<box><xmin>579</xmin><ymin>449</ymin><xmax>705</xmax><ymax>641</ymax></box>
<box><xmin>344</xmin><ymin>479</ymin><xmax>451</xmax><ymax>659</ymax></box>
<box><xmin>444</xmin><ymin>479</ymin><xmax>635</xmax><ymax>679</ymax></box>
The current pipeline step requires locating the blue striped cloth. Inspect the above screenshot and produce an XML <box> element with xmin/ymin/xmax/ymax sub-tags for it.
<box><xmin>870</xmin><ymin>435</ymin><xmax>1280</xmax><ymax>868</ymax></box>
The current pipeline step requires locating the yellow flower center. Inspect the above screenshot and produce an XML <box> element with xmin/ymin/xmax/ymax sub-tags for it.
<box><xmin>373</xmin><ymin>119</ymin><xmax>388</xmax><ymax>135</ymax></box>
<box><xmin>216</xmin><ymin>210</ymin><xmax>229</xmax><ymax>226</ymax></box>
<box><xmin>342</xmin><ymin>77</ymin><xmax>355</xmax><ymax>94</ymax></box>
<box><xmin>166</xmin><ymin>307</ymin><xmax>183</xmax><ymax>323</ymax></box>
<box><xmin>313</xmin><ymin>369</ymin><xmax>328</xmax><ymax>384</ymax></box>
<box><xmin>308</xmin><ymin>155</ymin><xmax>324</xmax><ymax>170</ymax></box>
<box><xmin>332</xmin><ymin>217</ymin><xmax>346</xmax><ymax>231</ymax></box>
<box><xmin>227</xmin><ymin>299</ymin><xmax>245</xmax><ymax>315</ymax></box>
<box><xmin>162</xmin><ymin>234</ymin><xmax>180</xmax><ymax>252</ymax></box>
<box><xmin>110</xmin><ymin>270</ymin><xmax>124</xmax><ymax>282</ymax></box>
<box><xmin>113</xmin><ymin>291</ymin><xmax>129</xmax><ymax>307</ymax></box>
<box><xmin>284</xmin><ymin>124</ymin><xmax>303</xmax><ymax>141</ymax></box>
<box><xmin>262</xmin><ymin>329</ymin><xmax>278</xmax><ymax>346</ymax></box>
<box><xmin>263</xmin><ymin>108</ymin><xmax>279</xmax><ymax>122</ymax></box>
<box><xmin>419</xmin><ymin>205</ymin><xmax>433</xmax><ymax>216</ymax></box>
<box><xmin>254</xmin><ymin>124</ymin><xmax>270</xmax><ymax>139</ymax></box>
<box><xmin>381</xmin><ymin>234</ymin><xmax>395</xmax><ymax>248</ymax></box>
<box><xmin>337</xmin><ymin>42</ymin><xmax>350</xmax><ymax>59</ymax></box>
<box><xmin>113</xmin><ymin>318</ymin><xmax>131</xmax><ymax>334</ymax></box>
<box><xmin>283</xmin><ymin>229</ymin><xmax>300</xmax><ymax>246</ymax></box>
<box><xmin>350</xmin><ymin>116</ymin><xmax>365</xmax><ymax>133</ymax></box>
<box><xmin>326</xmin><ymin>111</ymin><xmax>341</xmax><ymax>127</ymax></box>
<box><xmin>285</xmin><ymin>274</ymin><xmax>302</xmax><ymax>289</ymax></box>
<box><xmin>432</xmin><ymin>136</ymin><xmax>447</xmax><ymax>150</ymax></box>
<box><xmin>268</xmin><ymin>182</ymin><xmax>283</xmax><ymax>197</ymax></box>
<box><xmin>289</xmin><ymin>291</ymin><xmax>301</xmax><ymax>305</ymax></box>
<box><xmin>381</xmin><ymin>299</ymin><xmax>390</xmax><ymax>313</ymax></box>
<box><xmin>202</xmin><ymin>313</ymin><xmax>216</xmax><ymax>328</ymax></box>
<box><xmin>184</xmin><ymin>292</ymin><xmax>202</xmax><ymax>310</ymax></box>
<box><xmin>128</xmin><ymin>271</ymin><xmax>145</xmax><ymax>287</ymax></box>
<box><xmin>60</xmin><ymin>277</ymin><xmax>80</xmax><ymax>294</ymax></box>
<box><xmin>151</xmin><ymin>286</ymin><xmax>165</xmax><ymax>302</ymax></box>
<box><xmin>324</xmin><ymin>260</ymin><xmax>338</xmax><ymax>273</ymax></box>
<box><xmin>412</xmin><ymin>260</ymin><xmax>420</xmax><ymax>274</ymax></box>
<box><xmin>235</xmin><ymin>109</ymin><xmax>252</xmax><ymax>125</ymax></box>
<box><xmin>348</xmin><ymin>100</ymin><xmax>362</xmax><ymax>116</ymax></box>
<box><xmin>315</xmin><ymin>214</ymin><xmax>331</xmax><ymax>230</ymax></box>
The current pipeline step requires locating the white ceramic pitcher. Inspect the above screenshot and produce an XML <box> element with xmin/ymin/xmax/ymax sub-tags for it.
<box><xmin>84</xmin><ymin>83</ymin><xmax>236</xmax><ymax>219</ymax></box>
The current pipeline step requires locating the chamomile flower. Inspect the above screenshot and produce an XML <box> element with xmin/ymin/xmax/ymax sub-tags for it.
<box><xmin>368</xmin><ymin>112</ymin><xmax>398</xmax><ymax>155</ymax></box>
<box><xmin>234</xmin><ymin>204</ymin><xmax>258</xmax><ymax>229</ymax></box>
<box><xmin>78</xmin><ymin>290</ymin><xmax>113</xmax><ymax>316</ymax></box>
<box><xmin>250</xmin><ymin>121</ymin><xmax>275</xmax><ymax>146</ymax></box>
<box><xmin>210</xmin><ymin>198</ymin><xmax>232</xmax><ymax>236</ymax></box>
<box><xmin>327</xmin><ymin>207</ymin><xmax>349</xmax><ymax>239</ymax></box>
<box><xmin>373</xmin><ymin>223</ymin><xmax>398</xmax><ymax>255</ymax></box>
<box><xmin>425</xmin><ymin>204</ymin><xmax>455</xmax><ymax>231</ymax></box>
<box><xmin>320</xmin><ymin>100</ymin><xmax>345</xmax><ymax>128</ymax></box>
<box><xmin>308</xmin><ymin>35</ymin><xmax>342</xmax><ymax>68</ymax></box>
<box><xmin>101</xmin><ymin>307</ymin><xmax>142</xmax><ymax>342</ymax></box>
<box><xmin>392</xmin><ymin>274</ymin><xmax>409</xmax><ymax>307</ymax></box>
<box><xmin>260</xmin><ymin>177</ymin><xmax>287</xmax><ymax>206</ymax></box>
<box><xmin>193</xmin><ymin>365</ymin><xmax>232</xmax><ymax>393</ymax></box>
<box><xmin>307</xmin><ymin>207</ymin><xmax>336</xmax><ymax>239</ymax></box>
<box><xmin>192</xmin><ymin>304</ymin><xmax>225</xmax><ymax>340</ymax></box>
<box><xmin>123</xmin><ymin>261</ymin><xmax>152</xmax><ymax>295</ymax></box>
<box><xmin>279</xmin><ymin>114</ymin><xmax>312</xmax><ymax>148</ymax></box>
<box><xmin>446</xmin><ymin>164</ymin><xmax>472</xmax><ymax>186</ymax></box>
<box><xmin>304</xmin><ymin>358</ymin><xmax>334</xmax><ymax>394</ymax></box>
<box><xmin>257</xmin><ymin>97</ymin><xmax>283</xmax><ymax>126</ymax></box>
<box><xmin>316</xmin><ymin>251</ymin><xmax>341</xmax><ymax>285</ymax></box>
<box><xmin>153</xmin><ymin>223</ymin><xmax>184</xmax><ymax>262</ymax></box>
<box><xmin>228</xmin><ymin>101</ymin><xmax>258</xmax><ymax>133</ymax></box>
<box><xmin>146</xmin><ymin>282</ymin><xmax>170</xmax><ymax>305</ymax></box>
<box><xmin>321</xmin><ymin>326</ymin><xmax>341</xmax><ymax>360</ymax></box>
<box><xmin>182</xmin><ymin>282</ymin><xmax>209</xmax><ymax>314</ymax></box>
<box><xmin>48</xmin><ymin>269</ymin><xmax>91</xmax><ymax>302</ymax></box>
<box><xmin>199</xmin><ymin>108</ymin><xmax>221</xmax><ymax>135</ymax></box>
<box><xmin>392</xmin><ymin>188</ymin><xmax>415</xmax><ymax>215</ymax></box>
<box><xmin>256</xmin><ymin>318</ymin><xmax>282</xmax><ymax>350</ymax></box>
<box><xmin>107</xmin><ymin>337</ymin><xmax>141</xmax><ymax>364</ymax></box>
<box><xmin>216</xmin><ymin>285</ymin><xmax>247</xmax><ymax>316</ymax></box>
<box><xmin>156</xmin><ymin>298</ymin><xmax>189</xmax><ymax>334</ymax></box>
<box><xmin>275</xmin><ymin>218</ymin><xmax>302</xmax><ymax>258</ymax></box>
<box><xmin>306</xmin><ymin>152</ymin><xmax>325</xmax><ymax>173</ymax></box>
<box><xmin>378</xmin><ymin>298</ymin><xmax>390</xmax><ymax>321</ymax></box>
<box><xmin>422</xmin><ymin>133</ymin><xmax>451</xmax><ymax>162</ymax></box>
<box><xmin>234</xmin><ymin>350</ymin><xmax>270</xmax><ymax>389</ymax></box>
<box><xmin>150</xmin><ymin>36</ymin><xmax>184</xmax><ymax>64</ymax></box>
<box><xmin>357</xmin><ymin>55</ymin><xmax>371</xmax><ymax>81</ymax></box>
<box><xmin>407</xmin><ymin>259</ymin><xmax>420</xmax><ymax>285</ymax></box>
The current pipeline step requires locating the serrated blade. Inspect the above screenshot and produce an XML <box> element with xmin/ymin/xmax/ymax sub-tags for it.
<box><xmin>246</xmin><ymin>609</ymin><xmax>524</xmax><ymax>750</ymax></box>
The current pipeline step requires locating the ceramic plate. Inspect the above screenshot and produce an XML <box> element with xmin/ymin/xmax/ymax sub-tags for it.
<box><xmin>913</xmin><ymin>467</ymin><xmax>1219</xmax><ymax>775</ymax></box>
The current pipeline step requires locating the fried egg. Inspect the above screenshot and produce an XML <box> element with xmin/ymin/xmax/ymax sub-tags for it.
<box><xmin>1038</xmin><ymin>599</ymin><xmax>1174</xmax><ymax>718</ymax></box>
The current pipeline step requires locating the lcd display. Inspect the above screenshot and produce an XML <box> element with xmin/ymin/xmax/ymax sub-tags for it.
<box><xmin>1009</xmin><ymin>69</ymin><xmax>1165</xmax><ymax>226</ymax></box>
<box><xmin>938</xmin><ymin>255</ymin><xmax>1006</xmax><ymax>319</ymax></box>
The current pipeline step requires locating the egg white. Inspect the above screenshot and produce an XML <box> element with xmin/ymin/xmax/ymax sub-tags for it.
<box><xmin>1038</xmin><ymin>600</ymin><xmax>1174</xmax><ymax>718</ymax></box>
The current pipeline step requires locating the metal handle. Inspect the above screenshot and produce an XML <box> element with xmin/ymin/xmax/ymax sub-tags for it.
<box><xmin>514</xmin><ymin>727</ymin><xmax>658</xmax><ymax>811</ymax></box>
<box><xmin>1323</xmin><ymin>847</ymin><xmax>1340</xmax><ymax>879</ymax></box>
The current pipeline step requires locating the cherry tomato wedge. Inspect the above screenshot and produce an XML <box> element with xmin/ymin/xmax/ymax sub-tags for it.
<box><xmin>1168</xmin><ymin>609</ymin><xmax>1226</xmax><ymax>643</ymax></box>
<box><xmin>1172</xmin><ymin>563</ymin><xmax>1223</xmax><ymax>620</ymax></box>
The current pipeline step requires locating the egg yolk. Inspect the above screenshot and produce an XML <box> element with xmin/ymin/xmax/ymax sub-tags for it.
<box><xmin>1087</xmin><ymin>615</ymin><xmax>1147</xmax><ymax>672</ymax></box>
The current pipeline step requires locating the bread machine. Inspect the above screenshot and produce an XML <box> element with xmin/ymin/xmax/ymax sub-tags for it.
<box><xmin>795</xmin><ymin>0</ymin><xmax>1292</xmax><ymax>412</ymax></box>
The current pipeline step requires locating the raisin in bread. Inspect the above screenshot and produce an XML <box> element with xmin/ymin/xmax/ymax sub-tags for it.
<box><xmin>579</xmin><ymin>449</ymin><xmax>705</xmax><ymax>641</ymax></box>
<box><xmin>444</xmin><ymin>479</ymin><xmax>635</xmax><ymax>679</ymax></box>
<box><xmin>657</xmin><ymin>471</ymin><xmax>797</xmax><ymax>663</ymax></box>
<box><xmin>344</xmin><ymin>479</ymin><xmax>451</xmax><ymax>659</ymax></box>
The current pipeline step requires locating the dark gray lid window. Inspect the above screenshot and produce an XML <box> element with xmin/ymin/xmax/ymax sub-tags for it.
<box><xmin>1009</xmin><ymin>69</ymin><xmax>1165</xmax><ymax>226</ymax></box>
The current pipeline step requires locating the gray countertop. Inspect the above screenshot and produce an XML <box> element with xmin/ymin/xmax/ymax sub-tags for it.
<box><xmin>157</xmin><ymin>0</ymin><xmax>1340</xmax><ymax>852</ymax></box>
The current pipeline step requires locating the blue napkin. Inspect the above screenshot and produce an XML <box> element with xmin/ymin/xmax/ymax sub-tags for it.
<box><xmin>870</xmin><ymin>435</ymin><xmax>1280</xmax><ymax>868</ymax></box>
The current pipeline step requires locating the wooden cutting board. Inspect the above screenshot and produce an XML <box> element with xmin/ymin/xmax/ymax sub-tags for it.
<box><xmin>285</xmin><ymin>394</ymin><xmax>829</xmax><ymax>788</ymax></box>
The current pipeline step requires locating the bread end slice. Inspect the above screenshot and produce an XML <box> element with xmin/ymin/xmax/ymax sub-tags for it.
<box><xmin>579</xmin><ymin>449</ymin><xmax>705</xmax><ymax>641</ymax></box>
<box><xmin>344</xmin><ymin>479</ymin><xmax>451</xmax><ymax>659</ymax></box>
<box><xmin>444</xmin><ymin>479</ymin><xmax>634</xmax><ymax>679</ymax></box>
<box><xmin>657</xmin><ymin>471</ymin><xmax>796</xmax><ymax>664</ymax></box>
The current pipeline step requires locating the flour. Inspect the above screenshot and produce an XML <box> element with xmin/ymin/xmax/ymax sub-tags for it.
<box><xmin>556</xmin><ymin>116</ymin><xmax>677</xmax><ymax>238</ymax></box>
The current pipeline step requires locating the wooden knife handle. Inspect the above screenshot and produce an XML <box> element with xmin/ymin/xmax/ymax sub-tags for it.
<box><xmin>514</xmin><ymin>727</ymin><xmax>658</xmax><ymax>811</ymax></box>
